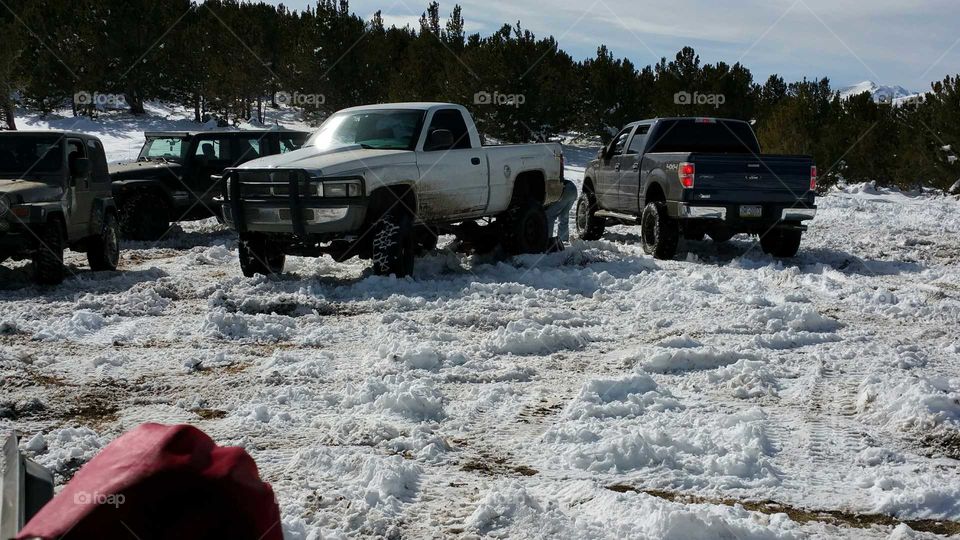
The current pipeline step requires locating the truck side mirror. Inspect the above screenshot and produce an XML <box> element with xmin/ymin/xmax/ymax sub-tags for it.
<box><xmin>425</xmin><ymin>129</ymin><xmax>455</xmax><ymax>151</ymax></box>
<box><xmin>70</xmin><ymin>157</ymin><xmax>92</xmax><ymax>178</ymax></box>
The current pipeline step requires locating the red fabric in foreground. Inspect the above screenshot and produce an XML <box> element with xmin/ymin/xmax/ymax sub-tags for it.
<box><xmin>18</xmin><ymin>423</ymin><xmax>282</xmax><ymax>540</ymax></box>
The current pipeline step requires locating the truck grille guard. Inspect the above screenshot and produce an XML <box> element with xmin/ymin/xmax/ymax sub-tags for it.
<box><xmin>223</xmin><ymin>169</ymin><xmax>364</xmax><ymax>238</ymax></box>
<box><xmin>224</xmin><ymin>168</ymin><xmax>311</xmax><ymax>237</ymax></box>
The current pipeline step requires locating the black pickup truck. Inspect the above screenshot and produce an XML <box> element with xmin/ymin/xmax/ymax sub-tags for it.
<box><xmin>577</xmin><ymin>117</ymin><xmax>817</xmax><ymax>259</ymax></box>
<box><xmin>109</xmin><ymin>129</ymin><xmax>308</xmax><ymax>240</ymax></box>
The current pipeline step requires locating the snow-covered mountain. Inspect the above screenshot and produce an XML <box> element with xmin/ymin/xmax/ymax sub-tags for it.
<box><xmin>838</xmin><ymin>81</ymin><xmax>921</xmax><ymax>105</ymax></box>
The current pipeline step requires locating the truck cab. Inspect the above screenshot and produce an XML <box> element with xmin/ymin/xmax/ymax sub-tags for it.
<box><xmin>0</xmin><ymin>131</ymin><xmax>120</xmax><ymax>284</ymax></box>
<box><xmin>110</xmin><ymin>128</ymin><xmax>309</xmax><ymax>240</ymax></box>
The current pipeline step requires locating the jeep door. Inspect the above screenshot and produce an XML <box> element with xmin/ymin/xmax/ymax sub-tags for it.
<box><xmin>189</xmin><ymin>136</ymin><xmax>233</xmax><ymax>210</ymax></box>
<box><xmin>416</xmin><ymin>108</ymin><xmax>489</xmax><ymax>221</ymax></box>
<box><xmin>65</xmin><ymin>138</ymin><xmax>94</xmax><ymax>239</ymax></box>
<box><xmin>595</xmin><ymin>127</ymin><xmax>632</xmax><ymax>209</ymax></box>
<box><xmin>615</xmin><ymin>125</ymin><xmax>649</xmax><ymax>213</ymax></box>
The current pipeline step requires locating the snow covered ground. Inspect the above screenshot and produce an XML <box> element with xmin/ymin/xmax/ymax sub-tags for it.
<box><xmin>2</xmin><ymin>107</ymin><xmax>960</xmax><ymax>538</ymax></box>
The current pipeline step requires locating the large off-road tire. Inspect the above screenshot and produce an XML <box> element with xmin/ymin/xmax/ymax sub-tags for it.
<box><xmin>372</xmin><ymin>210</ymin><xmax>415</xmax><ymax>277</ymax></box>
<box><xmin>87</xmin><ymin>212</ymin><xmax>121</xmax><ymax>272</ymax></box>
<box><xmin>502</xmin><ymin>200</ymin><xmax>548</xmax><ymax>255</ymax></box>
<box><xmin>33</xmin><ymin>221</ymin><xmax>65</xmax><ymax>285</ymax></box>
<box><xmin>121</xmin><ymin>192</ymin><xmax>169</xmax><ymax>241</ymax></box>
<box><xmin>640</xmin><ymin>201</ymin><xmax>679</xmax><ymax>260</ymax></box>
<box><xmin>708</xmin><ymin>230</ymin><xmax>735</xmax><ymax>243</ymax></box>
<box><xmin>575</xmin><ymin>191</ymin><xmax>606</xmax><ymax>241</ymax></box>
<box><xmin>760</xmin><ymin>227</ymin><xmax>802</xmax><ymax>258</ymax></box>
<box><xmin>238</xmin><ymin>233</ymin><xmax>286</xmax><ymax>277</ymax></box>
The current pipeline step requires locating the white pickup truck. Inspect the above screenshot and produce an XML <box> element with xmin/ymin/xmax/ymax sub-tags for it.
<box><xmin>220</xmin><ymin>102</ymin><xmax>564</xmax><ymax>277</ymax></box>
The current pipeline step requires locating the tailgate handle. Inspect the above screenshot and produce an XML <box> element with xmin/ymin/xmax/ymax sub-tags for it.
<box><xmin>471</xmin><ymin>157</ymin><xmax>480</xmax><ymax>165</ymax></box>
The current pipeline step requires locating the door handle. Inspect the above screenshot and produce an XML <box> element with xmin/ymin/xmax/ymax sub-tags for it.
<box><xmin>614</xmin><ymin>164</ymin><xmax>620</xmax><ymax>172</ymax></box>
<box><xmin>471</xmin><ymin>157</ymin><xmax>481</xmax><ymax>165</ymax></box>
<box><xmin>632</xmin><ymin>163</ymin><xmax>639</xmax><ymax>171</ymax></box>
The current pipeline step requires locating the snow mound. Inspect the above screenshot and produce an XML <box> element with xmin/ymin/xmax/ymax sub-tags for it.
<box><xmin>749</xmin><ymin>304</ymin><xmax>842</xmax><ymax>333</ymax></box>
<box><xmin>201</xmin><ymin>308</ymin><xmax>296</xmax><ymax>342</ymax></box>
<box><xmin>465</xmin><ymin>482</ymin><xmax>570</xmax><ymax>536</ymax></box>
<box><xmin>707</xmin><ymin>359</ymin><xmax>779</xmax><ymax>398</ymax></box>
<box><xmin>643</xmin><ymin>348</ymin><xmax>753</xmax><ymax>373</ymax></box>
<box><xmin>33</xmin><ymin>310</ymin><xmax>109</xmax><ymax>341</ymax></box>
<box><xmin>289</xmin><ymin>448</ymin><xmax>421</xmax><ymax>536</ymax></box>
<box><xmin>483</xmin><ymin>319</ymin><xmax>591</xmax><ymax>356</ymax></box>
<box><xmin>343</xmin><ymin>376</ymin><xmax>445</xmax><ymax>421</ymax></box>
<box><xmin>565</xmin><ymin>374</ymin><xmax>680</xmax><ymax>420</ymax></box>
<box><xmin>857</xmin><ymin>374</ymin><xmax>960</xmax><ymax>433</ymax></box>
<box><xmin>76</xmin><ymin>286</ymin><xmax>171</xmax><ymax>317</ymax></box>
<box><xmin>22</xmin><ymin>427</ymin><xmax>104</xmax><ymax>479</ymax></box>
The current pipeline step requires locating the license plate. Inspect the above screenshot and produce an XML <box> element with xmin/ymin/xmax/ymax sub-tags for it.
<box><xmin>740</xmin><ymin>205</ymin><xmax>763</xmax><ymax>218</ymax></box>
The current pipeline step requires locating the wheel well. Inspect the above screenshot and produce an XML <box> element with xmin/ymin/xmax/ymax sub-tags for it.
<box><xmin>369</xmin><ymin>184</ymin><xmax>417</xmax><ymax>219</ymax></box>
<box><xmin>645</xmin><ymin>183</ymin><xmax>666</xmax><ymax>204</ymax></box>
<box><xmin>512</xmin><ymin>171</ymin><xmax>545</xmax><ymax>204</ymax></box>
<box><xmin>582</xmin><ymin>177</ymin><xmax>595</xmax><ymax>194</ymax></box>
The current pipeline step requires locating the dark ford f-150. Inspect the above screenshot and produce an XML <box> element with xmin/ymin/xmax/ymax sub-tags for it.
<box><xmin>577</xmin><ymin>117</ymin><xmax>817</xmax><ymax>259</ymax></box>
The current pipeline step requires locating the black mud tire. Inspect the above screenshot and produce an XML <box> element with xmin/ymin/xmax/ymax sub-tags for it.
<box><xmin>760</xmin><ymin>227</ymin><xmax>802</xmax><ymax>258</ymax></box>
<box><xmin>640</xmin><ymin>201</ymin><xmax>679</xmax><ymax>260</ymax></box>
<box><xmin>372</xmin><ymin>210</ymin><xmax>415</xmax><ymax>277</ymax></box>
<box><xmin>87</xmin><ymin>211</ymin><xmax>121</xmax><ymax>271</ymax></box>
<box><xmin>708</xmin><ymin>230</ymin><xmax>735</xmax><ymax>243</ymax></box>
<box><xmin>502</xmin><ymin>201</ymin><xmax>548</xmax><ymax>255</ymax></box>
<box><xmin>33</xmin><ymin>221</ymin><xmax>65</xmax><ymax>285</ymax></box>
<box><xmin>575</xmin><ymin>190</ymin><xmax>606</xmax><ymax>241</ymax></box>
<box><xmin>238</xmin><ymin>233</ymin><xmax>286</xmax><ymax>277</ymax></box>
<box><xmin>121</xmin><ymin>192</ymin><xmax>169</xmax><ymax>241</ymax></box>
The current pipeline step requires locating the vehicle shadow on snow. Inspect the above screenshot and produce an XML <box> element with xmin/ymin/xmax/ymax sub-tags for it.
<box><xmin>0</xmin><ymin>264</ymin><xmax>168</xmax><ymax>297</ymax></box>
<box><xmin>683</xmin><ymin>238</ymin><xmax>924</xmax><ymax>276</ymax></box>
<box><xmin>121</xmin><ymin>225</ymin><xmax>235</xmax><ymax>252</ymax></box>
<box><xmin>245</xmin><ymin>241</ymin><xmax>658</xmax><ymax>306</ymax></box>
<box><xmin>597</xmin><ymin>231</ymin><xmax>922</xmax><ymax>276</ymax></box>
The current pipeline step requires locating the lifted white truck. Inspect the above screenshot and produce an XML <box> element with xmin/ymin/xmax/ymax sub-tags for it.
<box><xmin>220</xmin><ymin>103</ymin><xmax>564</xmax><ymax>277</ymax></box>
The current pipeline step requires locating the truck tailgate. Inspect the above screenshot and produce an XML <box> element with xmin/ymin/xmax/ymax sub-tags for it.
<box><xmin>690</xmin><ymin>154</ymin><xmax>813</xmax><ymax>203</ymax></box>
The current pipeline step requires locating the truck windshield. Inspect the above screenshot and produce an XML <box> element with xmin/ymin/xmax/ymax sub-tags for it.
<box><xmin>307</xmin><ymin>110</ymin><xmax>424</xmax><ymax>151</ymax></box>
<box><xmin>0</xmin><ymin>136</ymin><xmax>63</xmax><ymax>174</ymax></box>
<box><xmin>647</xmin><ymin>120</ymin><xmax>760</xmax><ymax>154</ymax></box>
<box><xmin>139</xmin><ymin>137</ymin><xmax>188</xmax><ymax>163</ymax></box>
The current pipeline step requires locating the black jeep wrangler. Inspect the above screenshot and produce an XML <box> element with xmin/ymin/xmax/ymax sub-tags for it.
<box><xmin>0</xmin><ymin>131</ymin><xmax>120</xmax><ymax>285</ymax></box>
<box><xmin>110</xmin><ymin>129</ymin><xmax>308</xmax><ymax>240</ymax></box>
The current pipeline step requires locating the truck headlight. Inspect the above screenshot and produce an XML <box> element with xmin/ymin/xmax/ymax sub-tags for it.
<box><xmin>317</xmin><ymin>180</ymin><xmax>362</xmax><ymax>198</ymax></box>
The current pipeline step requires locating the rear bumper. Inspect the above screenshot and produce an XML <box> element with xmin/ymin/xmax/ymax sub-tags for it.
<box><xmin>672</xmin><ymin>202</ymin><xmax>816</xmax><ymax>219</ymax></box>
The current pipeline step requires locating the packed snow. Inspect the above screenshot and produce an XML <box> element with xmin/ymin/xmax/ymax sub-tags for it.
<box><xmin>1</xmin><ymin>105</ymin><xmax>960</xmax><ymax>538</ymax></box>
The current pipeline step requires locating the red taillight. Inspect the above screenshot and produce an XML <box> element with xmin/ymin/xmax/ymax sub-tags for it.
<box><xmin>810</xmin><ymin>165</ymin><xmax>818</xmax><ymax>191</ymax></box>
<box><xmin>679</xmin><ymin>162</ymin><xmax>695</xmax><ymax>188</ymax></box>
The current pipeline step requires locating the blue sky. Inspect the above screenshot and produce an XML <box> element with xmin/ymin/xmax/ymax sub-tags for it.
<box><xmin>271</xmin><ymin>0</ymin><xmax>960</xmax><ymax>92</ymax></box>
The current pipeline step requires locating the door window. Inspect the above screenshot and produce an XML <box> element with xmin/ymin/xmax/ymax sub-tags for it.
<box><xmin>609</xmin><ymin>129</ymin><xmax>631</xmax><ymax>156</ymax></box>
<box><xmin>233</xmin><ymin>136</ymin><xmax>264</xmax><ymax>165</ymax></box>
<box><xmin>626</xmin><ymin>126</ymin><xmax>650</xmax><ymax>155</ymax></box>
<box><xmin>67</xmin><ymin>140</ymin><xmax>86</xmax><ymax>174</ymax></box>
<box><xmin>279</xmin><ymin>133</ymin><xmax>307</xmax><ymax>153</ymax></box>
<box><xmin>195</xmin><ymin>138</ymin><xmax>231</xmax><ymax>163</ymax></box>
<box><xmin>86</xmin><ymin>140</ymin><xmax>109</xmax><ymax>181</ymax></box>
<box><xmin>425</xmin><ymin>109</ymin><xmax>471</xmax><ymax>150</ymax></box>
